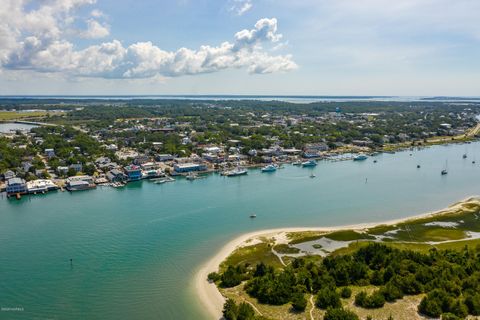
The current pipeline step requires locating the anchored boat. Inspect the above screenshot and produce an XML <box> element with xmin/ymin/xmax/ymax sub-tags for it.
<box><xmin>261</xmin><ymin>164</ymin><xmax>277</xmax><ymax>172</ymax></box>
<box><xmin>302</xmin><ymin>160</ymin><xmax>317</xmax><ymax>167</ymax></box>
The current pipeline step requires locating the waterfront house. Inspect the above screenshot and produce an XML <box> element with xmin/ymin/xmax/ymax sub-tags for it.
<box><xmin>66</xmin><ymin>180</ymin><xmax>95</xmax><ymax>191</ymax></box>
<box><xmin>6</xmin><ymin>177</ymin><xmax>27</xmax><ymax>195</ymax></box>
<box><xmin>26</xmin><ymin>179</ymin><xmax>59</xmax><ymax>194</ymax></box>
<box><xmin>173</xmin><ymin>163</ymin><xmax>207</xmax><ymax>173</ymax></box>
<box><xmin>124</xmin><ymin>165</ymin><xmax>142</xmax><ymax>181</ymax></box>
<box><xmin>106</xmin><ymin>169</ymin><xmax>127</xmax><ymax>183</ymax></box>
<box><xmin>66</xmin><ymin>175</ymin><xmax>94</xmax><ymax>184</ymax></box>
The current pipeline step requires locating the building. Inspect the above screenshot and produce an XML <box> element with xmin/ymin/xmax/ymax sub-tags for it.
<box><xmin>69</xmin><ymin>163</ymin><xmax>83</xmax><ymax>173</ymax></box>
<box><xmin>156</xmin><ymin>154</ymin><xmax>175</xmax><ymax>162</ymax></box>
<box><xmin>21</xmin><ymin>161</ymin><xmax>33</xmax><ymax>173</ymax></box>
<box><xmin>66</xmin><ymin>180</ymin><xmax>95</xmax><ymax>191</ymax></box>
<box><xmin>66</xmin><ymin>175</ymin><xmax>94</xmax><ymax>184</ymax></box>
<box><xmin>26</xmin><ymin>179</ymin><xmax>59</xmax><ymax>193</ymax></box>
<box><xmin>57</xmin><ymin>166</ymin><xmax>69</xmax><ymax>175</ymax></box>
<box><xmin>6</xmin><ymin>177</ymin><xmax>27</xmax><ymax>195</ymax></box>
<box><xmin>106</xmin><ymin>169</ymin><xmax>127</xmax><ymax>183</ymax></box>
<box><xmin>124</xmin><ymin>165</ymin><xmax>142</xmax><ymax>181</ymax></box>
<box><xmin>173</xmin><ymin>163</ymin><xmax>207</xmax><ymax>173</ymax></box>
<box><xmin>44</xmin><ymin>148</ymin><xmax>55</xmax><ymax>158</ymax></box>
<box><xmin>3</xmin><ymin>170</ymin><xmax>15</xmax><ymax>180</ymax></box>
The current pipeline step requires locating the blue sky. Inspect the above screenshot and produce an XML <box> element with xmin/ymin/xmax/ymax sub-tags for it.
<box><xmin>0</xmin><ymin>0</ymin><xmax>479</xmax><ymax>96</ymax></box>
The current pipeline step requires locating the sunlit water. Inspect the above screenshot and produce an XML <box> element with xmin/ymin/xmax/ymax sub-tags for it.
<box><xmin>1</xmin><ymin>142</ymin><xmax>480</xmax><ymax>319</ymax></box>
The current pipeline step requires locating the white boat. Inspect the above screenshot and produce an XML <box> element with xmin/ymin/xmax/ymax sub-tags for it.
<box><xmin>186</xmin><ymin>172</ymin><xmax>198</xmax><ymax>180</ymax></box>
<box><xmin>261</xmin><ymin>164</ymin><xmax>277</xmax><ymax>172</ymax></box>
<box><xmin>353</xmin><ymin>154</ymin><xmax>368</xmax><ymax>161</ymax></box>
<box><xmin>302</xmin><ymin>160</ymin><xmax>317</xmax><ymax>167</ymax></box>
<box><xmin>249</xmin><ymin>213</ymin><xmax>257</xmax><ymax>218</ymax></box>
<box><xmin>223</xmin><ymin>168</ymin><xmax>248</xmax><ymax>177</ymax></box>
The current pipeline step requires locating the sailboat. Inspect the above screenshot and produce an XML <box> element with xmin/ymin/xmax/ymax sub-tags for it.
<box><xmin>441</xmin><ymin>161</ymin><xmax>448</xmax><ymax>175</ymax></box>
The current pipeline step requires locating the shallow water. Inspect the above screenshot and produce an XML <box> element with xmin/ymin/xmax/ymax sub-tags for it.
<box><xmin>1</xmin><ymin>142</ymin><xmax>480</xmax><ymax>319</ymax></box>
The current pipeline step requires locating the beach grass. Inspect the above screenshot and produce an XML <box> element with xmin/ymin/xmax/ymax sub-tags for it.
<box><xmin>324</xmin><ymin>230</ymin><xmax>376</xmax><ymax>241</ymax></box>
<box><xmin>220</xmin><ymin>242</ymin><xmax>282</xmax><ymax>272</ymax></box>
<box><xmin>273</xmin><ymin>244</ymin><xmax>301</xmax><ymax>254</ymax></box>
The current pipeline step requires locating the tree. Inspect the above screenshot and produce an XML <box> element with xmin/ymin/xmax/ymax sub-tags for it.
<box><xmin>223</xmin><ymin>299</ymin><xmax>238</xmax><ymax>320</ymax></box>
<box><xmin>221</xmin><ymin>266</ymin><xmax>242</xmax><ymax>288</ymax></box>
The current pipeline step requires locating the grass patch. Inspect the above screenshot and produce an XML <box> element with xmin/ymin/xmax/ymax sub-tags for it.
<box><xmin>273</xmin><ymin>244</ymin><xmax>301</xmax><ymax>254</ymax></box>
<box><xmin>287</xmin><ymin>231</ymin><xmax>326</xmax><ymax>244</ymax></box>
<box><xmin>324</xmin><ymin>230</ymin><xmax>375</xmax><ymax>241</ymax></box>
<box><xmin>221</xmin><ymin>242</ymin><xmax>282</xmax><ymax>272</ymax></box>
<box><xmin>0</xmin><ymin>111</ymin><xmax>49</xmax><ymax>120</ymax></box>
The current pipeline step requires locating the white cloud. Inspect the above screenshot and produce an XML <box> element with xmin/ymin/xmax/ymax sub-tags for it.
<box><xmin>80</xmin><ymin>19</ymin><xmax>110</xmax><ymax>39</ymax></box>
<box><xmin>230</xmin><ymin>0</ymin><xmax>253</xmax><ymax>16</ymax></box>
<box><xmin>0</xmin><ymin>0</ymin><xmax>297</xmax><ymax>80</ymax></box>
<box><xmin>90</xmin><ymin>9</ymin><xmax>105</xmax><ymax>18</ymax></box>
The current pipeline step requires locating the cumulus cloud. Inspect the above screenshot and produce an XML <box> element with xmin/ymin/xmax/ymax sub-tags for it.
<box><xmin>0</xmin><ymin>1</ymin><xmax>297</xmax><ymax>79</ymax></box>
<box><xmin>80</xmin><ymin>19</ymin><xmax>110</xmax><ymax>39</ymax></box>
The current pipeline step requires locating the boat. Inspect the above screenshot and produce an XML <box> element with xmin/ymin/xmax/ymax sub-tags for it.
<box><xmin>417</xmin><ymin>164</ymin><xmax>421</xmax><ymax>168</ymax></box>
<box><xmin>373</xmin><ymin>160</ymin><xmax>377</xmax><ymax>163</ymax></box>
<box><xmin>223</xmin><ymin>168</ymin><xmax>248</xmax><ymax>177</ymax></box>
<box><xmin>261</xmin><ymin>164</ymin><xmax>277</xmax><ymax>172</ymax></box>
<box><xmin>463</xmin><ymin>153</ymin><xmax>467</xmax><ymax>159</ymax></box>
<box><xmin>292</xmin><ymin>161</ymin><xmax>302</xmax><ymax>166</ymax></box>
<box><xmin>186</xmin><ymin>172</ymin><xmax>198</xmax><ymax>180</ymax></box>
<box><xmin>310</xmin><ymin>173</ymin><xmax>316</xmax><ymax>178</ymax></box>
<box><xmin>154</xmin><ymin>177</ymin><xmax>175</xmax><ymax>184</ymax></box>
<box><xmin>250</xmin><ymin>213</ymin><xmax>257</xmax><ymax>218</ymax></box>
<box><xmin>302</xmin><ymin>160</ymin><xmax>317</xmax><ymax>167</ymax></box>
<box><xmin>441</xmin><ymin>160</ymin><xmax>448</xmax><ymax>175</ymax></box>
<box><xmin>353</xmin><ymin>155</ymin><xmax>368</xmax><ymax>161</ymax></box>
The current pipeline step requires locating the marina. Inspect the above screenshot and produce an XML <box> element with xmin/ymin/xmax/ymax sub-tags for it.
<box><xmin>3</xmin><ymin>141</ymin><xmax>480</xmax><ymax>319</ymax></box>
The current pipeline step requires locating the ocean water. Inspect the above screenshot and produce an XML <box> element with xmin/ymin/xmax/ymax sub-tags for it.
<box><xmin>2</xmin><ymin>142</ymin><xmax>480</xmax><ymax>319</ymax></box>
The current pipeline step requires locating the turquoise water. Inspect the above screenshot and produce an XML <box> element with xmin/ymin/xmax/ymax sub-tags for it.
<box><xmin>2</xmin><ymin>142</ymin><xmax>480</xmax><ymax>319</ymax></box>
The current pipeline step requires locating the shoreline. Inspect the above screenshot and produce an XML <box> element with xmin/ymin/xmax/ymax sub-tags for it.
<box><xmin>194</xmin><ymin>196</ymin><xmax>480</xmax><ymax>319</ymax></box>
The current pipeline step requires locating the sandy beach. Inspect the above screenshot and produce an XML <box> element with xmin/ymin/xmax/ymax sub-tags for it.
<box><xmin>194</xmin><ymin>196</ymin><xmax>480</xmax><ymax>319</ymax></box>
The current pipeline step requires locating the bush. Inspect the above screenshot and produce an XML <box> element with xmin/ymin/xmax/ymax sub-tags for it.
<box><xmin>324</xmin><ymin>307</ymin><xmax>359</xmax><ymax>320</ymax></box>
<box><xmin>354</xmin><ymin>291</ymin><xmax>385</xmax><ymax>309</ymax></box>
<box><xmin>223</xmin><ymin>299</ymin><xmax>258</xmax><ymax>320</ymax></box>
<box><xmin>291</xmin><ymin>292</ymin><xmax>307</xmax><ymax>311</ymax></box>
<box><xmin>380</xmin><ymin>282</ymin><xmax>403</xmax><ymax>302</ymax></box>
<box><xmin>207</xmin><ymin>272</ymin><xmax>220</xmax><ymax>282</ymax></box>
<box><xmin>340</xmin><ymin>287</ymin><xmax>352</xmax><ymax>299</ymax></box>
<box><xmin>316</xmin><ymin>287</ymin><xmax>342</xmax><ymax>309</ymax></box>
<box><xmin>441</xmin><ymin>313</ymin><xmax>461</xmax><ymax>320</ymax></box>
<box><xmin>465</xmin><ymin>293</ymin><xmax>480</xmax><ymax>315</ymax></box>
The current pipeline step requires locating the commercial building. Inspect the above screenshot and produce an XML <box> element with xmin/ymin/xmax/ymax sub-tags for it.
<box><xmin>124</xmin><ymin>165</ymin><xmax>142</xmax><ymax>181</ymax></box>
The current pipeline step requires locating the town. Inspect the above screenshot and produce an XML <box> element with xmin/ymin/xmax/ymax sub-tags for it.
<box><xmin>1</xmin><ymin>98</ymin><xmax>480</xmax><ymax>199</ymax></box>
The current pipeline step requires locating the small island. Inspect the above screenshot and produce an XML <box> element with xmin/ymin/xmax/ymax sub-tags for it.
<box><xmin>197</xmin><ymin>197</ymin><xmax>480</xmax><ymax>320</ymax></box>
